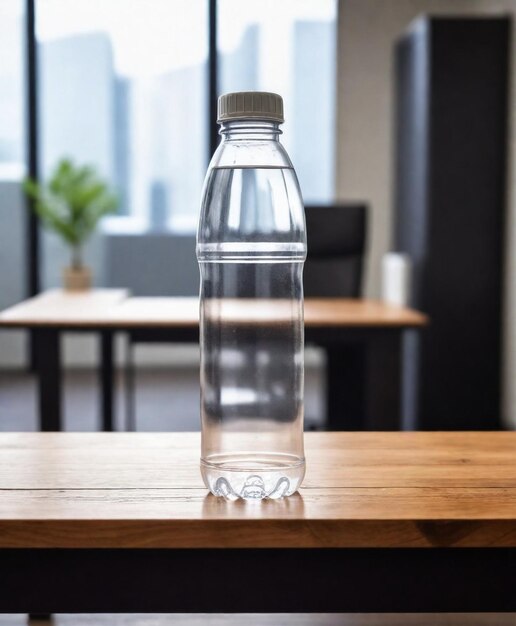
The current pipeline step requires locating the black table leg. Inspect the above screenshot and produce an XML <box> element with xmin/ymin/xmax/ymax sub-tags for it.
<box><xmin>364</xmin><ymin>331</ymin><xmax>402</xmax><ymax>430</ymax></box>
<box><xmin>324</xmin><ymin>331</ymin><xmax>403</xmax><ymax>431</ymax></box>
<box><xmin>99</xmin><ymin>331</ymin><xmax>114</xmax><ymax>432</ymax></box>
<box><xmin>325</xmin><ymin>344</ymin><xmax>365</xmax><ymax>430</ymax></box>
<box><xmin>33</xmin><ymin>329</ymin><xmax>62</xmax><ymax>431</ymax></box>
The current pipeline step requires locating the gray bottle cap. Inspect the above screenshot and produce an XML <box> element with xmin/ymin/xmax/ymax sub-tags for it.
<box><xmin>217</xmin><ymin>91</ymin><xmax>284</xmax><ymax>123</ymax></box>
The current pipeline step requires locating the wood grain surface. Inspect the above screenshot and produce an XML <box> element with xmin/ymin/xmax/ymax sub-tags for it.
<box><xmin>0</xmin><ymin>432</ymin><xmax>514</xmax><ymax>549</ymax></box>
<box><xmin>0</xmin><ymin>291</ymin><xmax>428</xmax><ymax>328</ymax></box>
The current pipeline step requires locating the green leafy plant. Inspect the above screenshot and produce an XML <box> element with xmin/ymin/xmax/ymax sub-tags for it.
<box><xmin>24</xmin><ymin>158</ymin><xmax>118</xmax><ymax>269</ymax></box>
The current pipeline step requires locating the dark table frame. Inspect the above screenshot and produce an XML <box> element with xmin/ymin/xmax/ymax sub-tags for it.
<box><xmin>32</xmin><ymin>324</ymin><xmax>416</xmax><ymax>432</ymax></box>
<box><xmin>34</xmin><ymin>327</ymin><xmax>116</xmax><ymax>432</ymax></box>
<box><xmin>2</xmin><ymin>548</ymin><xmax>516</xmax><ymax>613</ymax></box>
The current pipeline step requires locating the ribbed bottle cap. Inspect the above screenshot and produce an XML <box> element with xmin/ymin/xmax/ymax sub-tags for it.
<box><xmin>217</xmin><ymin>91</ymin><xmax>284</xmax><ymax>123</ymax></box>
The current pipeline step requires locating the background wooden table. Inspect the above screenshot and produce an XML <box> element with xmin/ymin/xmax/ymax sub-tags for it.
<box><xmin>0</xmin><ymin>289</ymin><xmax>128</xmax><ymax>432</ymax></box>
<box><xmin>0</xmin><ymin>431</ymin><xmax>515</xmax><ymax>613</ymax></box>
<box><xmin>0</xmin><ymin>290</ymin><xmax>427</xmax><ymax>431</ymax></box>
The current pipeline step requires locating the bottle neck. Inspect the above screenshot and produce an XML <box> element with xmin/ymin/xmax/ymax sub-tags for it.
<box><xmin>219</xmin><ymin>119</ymin><xmax>282</xmax><ymax>141</ymax></box>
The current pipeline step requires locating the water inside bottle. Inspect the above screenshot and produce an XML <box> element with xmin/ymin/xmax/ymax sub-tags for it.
<box><xmin>198</xmin><ymin>166</ymin><xmax>306</xmax><ymax>500</ymax></box>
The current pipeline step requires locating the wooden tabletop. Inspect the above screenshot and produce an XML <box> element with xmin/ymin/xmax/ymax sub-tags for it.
<box><xmin>115</xmin><ymin>297</ymin><xmax>427</xmax><ymax>328</ymax></box>
<box><xmin>0</xmin><ymin>290</ymin><xmax>427</xmax><ymax>329</ymax></box>
<box><xmin>0</xmin><ymin>289</ymin><xmax>128</xmax><ymax>327</ymax></box>
<box><xmin>0</xmin><ymin>431</ymin><xmax>515</xmax><ymax>549</ymax></box>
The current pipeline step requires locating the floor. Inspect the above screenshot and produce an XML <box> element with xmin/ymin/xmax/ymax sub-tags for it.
<box><xmin>0</xmin><ymin>614</ymin><xmax>514</xmax><ymax>625</ymax></box>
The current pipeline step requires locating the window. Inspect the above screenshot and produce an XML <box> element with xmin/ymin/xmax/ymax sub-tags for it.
<box><xmin>37</xmin><ymin>0</ymin><xmax>208</xmax><ymax>233</ymax></box>
<box><xmin>0</xmin><ymin>0</ymin><xmax>28</xmax><ymax>336</ymax></box>
<box><xmin>218</xmin><ymin>0</ymin><xmax>337</xmax><ymax>204</ymax></box>
<box><xmin>0</xmin><ymin>0</ymin><xmax>26</xmax><ymax>180</ymax></box>
<box><xmin>36</xmin><ymin>0</ymin><xmax>336</xmax><ymax>235</ymax></box>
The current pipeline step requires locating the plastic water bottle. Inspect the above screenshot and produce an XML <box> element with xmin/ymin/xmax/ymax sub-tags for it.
<box><xmin>197</xmin><ymin>92</ymin><xmax>306</xmax><ymax>500</ymax></box>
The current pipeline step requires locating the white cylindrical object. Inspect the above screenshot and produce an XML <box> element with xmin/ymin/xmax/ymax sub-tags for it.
<box><xmin>382</xmin><ymin>252</ymin><xmax>412</xmax><ymax>306</ymax></box>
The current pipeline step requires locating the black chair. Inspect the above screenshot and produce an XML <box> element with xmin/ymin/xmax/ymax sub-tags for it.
<box><xmin>303</xmin><ymin>204</ymin><xmax>367</xmax><ymax>430</ymax></box>
<box><xmin>304</xmin><ymin>204</ymin><xmax>366</xmax><ymax>298</ymax></box>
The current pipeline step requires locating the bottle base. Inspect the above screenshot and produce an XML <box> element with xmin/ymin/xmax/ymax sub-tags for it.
<box><xmin>201</xmin><ymin>453</ymin><xmax>305</xmax><ymax>501</ymax></box>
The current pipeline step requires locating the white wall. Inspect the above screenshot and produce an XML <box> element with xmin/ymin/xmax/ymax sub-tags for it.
<box><xmin>336</xmin><ymin>0</ymin><xmax>516</xmax><ymax>426</ymax></box>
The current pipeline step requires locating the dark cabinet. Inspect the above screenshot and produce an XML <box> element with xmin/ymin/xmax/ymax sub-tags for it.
<box><xmin>394</xmin><ymin>16</ymin><xmax>510</xmax><ymax>429</ymax></box>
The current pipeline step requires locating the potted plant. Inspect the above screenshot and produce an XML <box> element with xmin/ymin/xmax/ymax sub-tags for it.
<box><xmin>24</xmin><ymin>158</ymin><xmax>118</xmax><ymax>291</ymax></box>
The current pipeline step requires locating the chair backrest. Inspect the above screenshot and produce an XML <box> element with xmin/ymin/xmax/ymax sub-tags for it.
<box><xmin>304</xmin><ymin>204</ymin><xmax>367</xmax><ymax>298</ymax></box>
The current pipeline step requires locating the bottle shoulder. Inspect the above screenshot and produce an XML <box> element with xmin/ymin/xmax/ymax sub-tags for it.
<box><xmin>208</xmin><ymin>139</ymin><xmax>294</xmax><ymax>170</ymax></box>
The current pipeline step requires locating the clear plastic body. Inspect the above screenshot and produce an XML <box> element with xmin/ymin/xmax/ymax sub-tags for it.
<box><xmin>197</xmin><ymin>120</ymin><xmax>306</xmax><ymax>500</ymax></box>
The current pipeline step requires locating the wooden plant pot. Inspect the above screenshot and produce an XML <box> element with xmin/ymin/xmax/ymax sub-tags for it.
<box><xmin>63</xmin><ymin>266</ymin><xmax>92</xmax><ymax>291</ymax></box>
